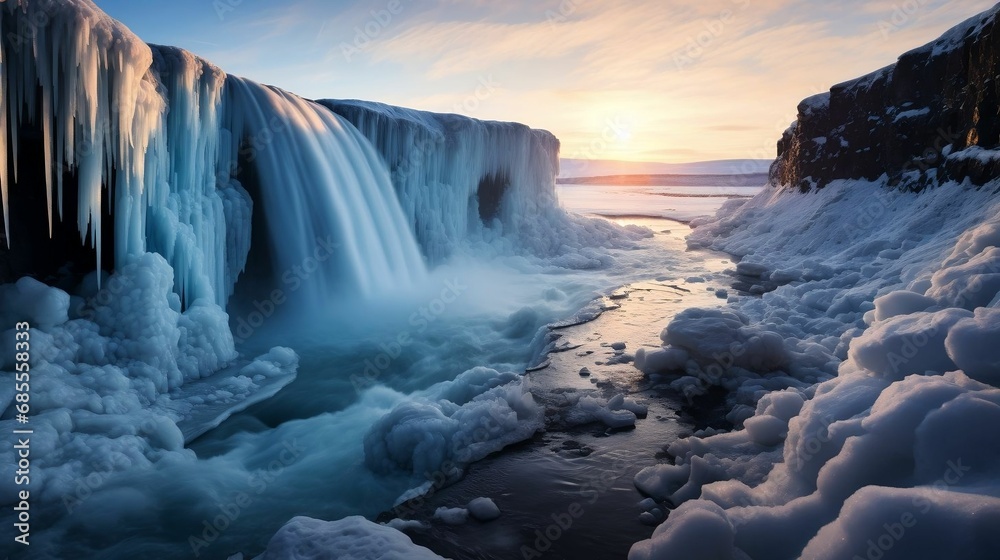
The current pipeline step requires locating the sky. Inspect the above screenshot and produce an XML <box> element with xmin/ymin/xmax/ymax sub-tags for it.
<box><xmin>92</xmin><ymin>0</ymin><xmax>996</xmax><ymax>164</ymax></box>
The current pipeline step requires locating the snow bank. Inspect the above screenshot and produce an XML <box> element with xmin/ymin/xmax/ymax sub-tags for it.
<box><xmin>257</xmin><ymin>516</ymin><xmax>444</xmax><ymax>560</ymax></box>
<box><xmin>630</xmin><ymin>177</ymin><xmax>1000</xmax><ymax>559</ymax></box>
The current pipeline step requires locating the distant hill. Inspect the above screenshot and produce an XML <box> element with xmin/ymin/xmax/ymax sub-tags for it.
<box><xmin>558</xmin><ymin>158</ymin><xmax>772</xmax><ymax>179</ymax></box>
<box><xmin>556</xmin><ymin>173</ymin><xmax>770</xmax><ymax>187</ymax></box>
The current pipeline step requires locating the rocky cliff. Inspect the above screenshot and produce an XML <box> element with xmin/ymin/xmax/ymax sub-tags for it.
<box><xmin>771</xmin><ymin>5</ymin><xmax>1000</xmax><ymax>191</ymax></box>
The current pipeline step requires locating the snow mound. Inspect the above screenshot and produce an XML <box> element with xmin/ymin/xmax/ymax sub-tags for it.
<box><xmin>946</xmin><ymin>308</ymin><xmax>1000</xmax><ymax>386</ymax></box>
<box><xmin>258</xmin><ymin>516</ymin><xmax>445</xmax><ymax>560</ymax></box>
<box><xmin>663</xmin><ymin>308</ymin><xmax>790</xmax><ymax>372</ymax></box>
<box><xmin>0</xmin><ymin>277</ymin><xmax>70</xmax><ymax>329</ymax></box>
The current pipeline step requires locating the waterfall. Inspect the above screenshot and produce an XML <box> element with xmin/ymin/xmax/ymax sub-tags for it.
<box><xmin>222</xmin><ymin>80</ymin><xmax>427</xmax><ymax>305</ymax></box>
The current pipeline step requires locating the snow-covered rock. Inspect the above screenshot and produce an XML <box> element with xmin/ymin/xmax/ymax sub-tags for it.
<box><xmin>258</xmin><ymin>516</ymin><xmax>445</xmax><ymax>560</ymax></box>
<box><xmin>467</xmin><ymin>497</ymin><xmax>501</xmax><ymax>522</ymax></box>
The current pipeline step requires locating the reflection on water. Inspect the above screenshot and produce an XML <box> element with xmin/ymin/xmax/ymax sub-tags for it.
<box><xmin>557</xmin><ymin>183</ymin><xmax>763</xmax><ymax>223</ymax></box>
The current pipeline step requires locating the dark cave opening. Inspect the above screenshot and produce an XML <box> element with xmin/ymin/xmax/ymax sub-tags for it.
<box><xmin>476</xmin><ymin>170</ymin><xmax>510</xmax><ymax>224</ymax></box>
<box><xmin>0</xmin><ymin>93</ymin><xmax>113</xmax><ymax>291</ymax></box>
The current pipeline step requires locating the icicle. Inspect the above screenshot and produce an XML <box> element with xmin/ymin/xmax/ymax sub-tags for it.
<box><xmin>0</xmin><ymin>35</ymin><xmax>7</xmax><ymax>246</ymax></box>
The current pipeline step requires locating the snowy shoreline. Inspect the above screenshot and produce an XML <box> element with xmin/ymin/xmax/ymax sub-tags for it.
<box><xmin>628</xmin><ymin>178</ymin><xmax>1000</xmax><ymax>559</ymax></box>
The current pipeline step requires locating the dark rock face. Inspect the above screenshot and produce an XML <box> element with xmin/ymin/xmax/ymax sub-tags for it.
<box><xmin>772</xmin><ymin>6</ymin><xmax>1000</xmax><ymax>191</ymax></box>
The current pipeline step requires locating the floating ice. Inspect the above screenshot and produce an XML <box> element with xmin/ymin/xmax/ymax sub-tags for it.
<box><xmin>564</xmin><ymin>393</ymin><xmax>645</xmax><ymax>429</ymax></box>
<box><xmin>433</xmin><ymin>506</ymin><xmax>469</xmax><ymax>525</ymax></box>
<box><xmin>467</xmin><ymin>497</ymin><xmax>501</xmax><ymax>521</ymax></box>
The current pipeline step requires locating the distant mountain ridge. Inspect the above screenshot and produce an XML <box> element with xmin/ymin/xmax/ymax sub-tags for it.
<box><xmin>556</xmin><ymin>173</ymin><xmax>769</xmax><ymax>187</ymax></box>
<box><xmin>558</xmin><ymin>158</ymin><xmax>772</xmax><ymax>179</ymax></box>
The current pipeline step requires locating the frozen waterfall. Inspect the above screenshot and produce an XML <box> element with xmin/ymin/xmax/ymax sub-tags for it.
<box><xmin>0</xmin><ymin>0</ymin><xmax>425</xmax><ymax>309</ymax></box>
<box><xmin>322</xmin><ymin>100</ymin><xmax>564</xmax><ymax>262</ymax></box>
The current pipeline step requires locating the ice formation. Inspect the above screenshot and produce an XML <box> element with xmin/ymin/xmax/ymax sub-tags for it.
<box><xmin>466</xmin><ymin>497</ymin><xmax>501</xmax><ymax>521</ymax></box>
<box><xmin>0</xmin><ymin>253</ymin><xmax>298</xmax><ymax>507</ymax></box>
<box><xmin>0</xmin><ymin>0</ymin><xmax>160</xmax><ymax>275</ymax></box>
<box><xmin>0</xmin><ymin>0</ymin><xmax>435</xmax><ymax>537</ymax></box>
<box><xmin>0</xmin><ymin>2</ymin><xmax>254</xmax><ymax>308</ymax></box>
<box><xmin>363</xmin><ymin>366</ymin><xmax>543</xmax><ymax>481</ymax></box>
<box><xmin>0</xmin><ymin>1</ymin><xmax>427</xmax><ymax>310</ymax></box>
<box><xmin>0</xmin><ymin>1</ymin><xmax>658</xmax><ymax>559</ymax></box>
<box><xmin>148</xmin><ymin>46</ymin><xmax>252</xmax><ymax>306</ymax></box>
